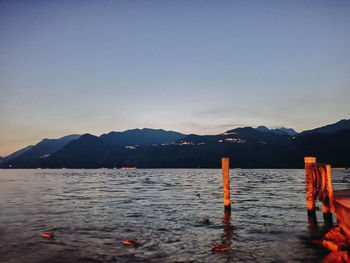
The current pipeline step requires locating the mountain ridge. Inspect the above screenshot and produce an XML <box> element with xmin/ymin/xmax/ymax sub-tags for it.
<box><xmin>256</xmin><ymin>126</ymin><xmax>298</xmax><ymax>136</ymax></box>
<box><xmin>2</xmin><ymin>134</ymin><xmax>81</xmax><ymax>168</ymax></box>
<box><xmin>100</xmin><ymin>128</ymin><xmax>185</xmax><ymax>147</ymax></box>
<box><xmin>2</xmin><ymin>119</ymin><xmax>349</xmax><ymax>169</ymax></box>
<box><xmin>301</xmin><ymin>119</ymin><xmax>350</xmax><ymax>135</ymax></box>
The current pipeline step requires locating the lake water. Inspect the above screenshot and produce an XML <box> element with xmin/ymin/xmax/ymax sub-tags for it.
<box><xmin>1</xmin><ymin>169</ymin><xmax>349</xmax><ymax>263</ymax></box>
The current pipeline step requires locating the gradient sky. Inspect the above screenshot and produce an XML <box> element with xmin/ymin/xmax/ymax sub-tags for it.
<box><xmin>1</xmin><ymin>0</ymin><xmax>350</xmax><ymax>156</ymax></box>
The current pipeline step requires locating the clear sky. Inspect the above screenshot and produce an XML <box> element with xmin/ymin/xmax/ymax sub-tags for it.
<box><xmin>1</xmin><ymin>0</ymin><xmax>350</xmax><ymax>156</ymax></box>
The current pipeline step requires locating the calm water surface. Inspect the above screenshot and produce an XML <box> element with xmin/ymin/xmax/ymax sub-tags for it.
<box><xmin>1</xmin><ymin>169</ymin><xmax>349</xmax><ymax>263</ymax></box>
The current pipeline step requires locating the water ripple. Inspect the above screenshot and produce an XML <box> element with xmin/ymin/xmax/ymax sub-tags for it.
<box><xmin>1</xmin><ymin>169</ymin><xmax>349</xmax><ymax>262</ymax></box>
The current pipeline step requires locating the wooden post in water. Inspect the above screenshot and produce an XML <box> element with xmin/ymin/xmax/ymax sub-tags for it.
<box><xmin>305</xmin><ymin>157</ymin><xmax>316</xmax><ymax>219</ymax></box>
<box><xmin>324</xmin><ymin>164</ymin><xmax>334</xmax><ymax>225</ymax></box>
<box><xmin>326</xmin><ymin>164</ymin><xmax>335</xmax><ymax>214</ymax></box>
<box><xmin>320</xmin><ymin>165</ymin><xmax>332</xmax><ymax>225</ymax></box>
<box><xmin>222</xmin><ymin>158</ymin><xmax>231</xmax><ymax>211</ymax></box>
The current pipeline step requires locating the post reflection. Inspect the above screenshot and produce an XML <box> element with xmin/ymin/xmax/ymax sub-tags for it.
<box><xmin>307</xmin><ymin>215</ymin><xmax>319</xmax><ymax>238</ymax></box>
<box><xmin>222</xmin><ymin>209</ymin><xmax>233</xmax><ymax>247</ymax></box>
<box><xmin>212</xmin><ymin>209</ymin><xmax>233</xmax><ymax>252</ymax></box>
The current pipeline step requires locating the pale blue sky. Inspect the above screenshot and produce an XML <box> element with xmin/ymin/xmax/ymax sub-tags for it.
<box><xmin>1</xmin><ymin>0</ymin><xmax>350</xmax><ymax>156</ymax></box>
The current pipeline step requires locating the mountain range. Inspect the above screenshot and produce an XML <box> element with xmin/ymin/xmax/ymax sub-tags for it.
<box><xmin>1</xmin><ymin>119</ymin><xmax>350</xmax><ymax>169</ymax></box>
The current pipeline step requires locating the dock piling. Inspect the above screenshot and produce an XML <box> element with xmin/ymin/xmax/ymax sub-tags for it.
<box><xmin>320</xmin><ymin>165</ymin><xmax>333</xmax><ymax>225</ymax></box>
<box><xmin>304</xmin><ymin>157</ymin><xmax>335</xmax><ymax>225</ymax></box>
<box><xmin>304</xmin><ymin>157</ymin><xmax>316</xmax><ymax>219</ymax></box>
<box><xmin>326</xmin><ymin>164</ymin><xmax>335</xmax><ymax>214</ymax></box>
<box><xmin>221</xmin><ymin>158</ymin><xmax>231</xmax><ymax>211</ymax></box>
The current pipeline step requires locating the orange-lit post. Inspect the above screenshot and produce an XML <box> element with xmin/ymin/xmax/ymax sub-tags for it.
<box><xmin>325</xmin><ymin>164</ymin><xmax>335</xmax><ymax>225</ymax></box>
<box><xmin>320</xmin><ymin>165</ymin><xmax>332</xmax><ymax>224</ymax></box>
<box><xmin>305</xmin><ymin>157</ymin><xmax>316</xmax><ymax>219</ymax></box>
<box><xmin>326</xmin><ymin>165</ymin><xmax>335</xmax><ymax>213</ymax></box>
<box><xmin>222</xmin><ymin>158</ymin><xmax>231</xmax><ymax>210</ymax></box>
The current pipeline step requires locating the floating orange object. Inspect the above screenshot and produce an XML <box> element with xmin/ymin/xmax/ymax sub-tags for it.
<box><xmin>322</xmin><ymin>251</ymin><xmax>350</xmax><ymax>263</ymax></box>
<box><xmin>211</xmin><ymin>244</ymin><xmax>227</xmax><ymax>251</ymax></box>
<box><xmin>321</xmin><ymin>226</ymin><xmax>349</xmax><ymax>253</ymax></box>
<box><xmin>42</xmin><ymin>232</ymin><xmax>54</xmax><ymax>239</ymax></box>
<box><xmin>202</xmin><ymin>218</ymin><xmax>210</xmax><ymax>223</ymax></box>
<box><xmin>123</xmin><ymin>239</ymin><xmax>138</xmax><ymax>245</ymax></box>
<box><xmin>324</xmin><ymin>227</ymin><xmax>347</xmax><ymax>243</ymax></box>
<box><xmin>322</xmin><ymin>240</ymin><xmax>341</xmax><ymax>252</ymax></box>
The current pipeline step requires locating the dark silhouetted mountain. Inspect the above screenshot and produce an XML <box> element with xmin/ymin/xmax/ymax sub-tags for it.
<box><xmin>286</xmin><ymin>129</ymin><xmax>350</xmax><ymax>168</ymax></box>
<box><xmin>100</xmin><ymin>128</ymin><xmax>185</xmax><ymax>147</ymax></box>
<box><xmin>2</xmin><ymin>145</ymin><xmax>34</xmax><ymax>162</ymax></box>
<box><xmin>256</xmin><ymin>126</ymin><xmax>270</xmax><ymax>132</ymax></box>
<box><xmin>301</xmin><ymin>119</ymin><xmax>350</xmax><ymax>135</ymax></box>
<box><xmin>177</xmin><ymin>127</ymin><xmax>289</xmax><ymax>146</ymax></box>
<box><xmin>2</xmin><ymin>120</ymin><xmax>349</xmax><ymax>169</ymax></box>
<box><xmin>256</xmin><ymin>126</ymin><xmax>298</xmax><ymax>136</ymax></box>
<box><xmin>137</xmin><ymin>127</ymin><xmax>285</xmax><ymax>168</ymax></box>
<box><xmin>2</xmin><ymin>134</ymin><xmax>81</xmax><ymax>168</ymax></box>
<box><xmin>41</xmin><ymin>129</ymin><xmax>185</xmax><ymax>168</ymax></box>
<box><xmin>42</xmin><ymin>134</ymin><xmax>121</xmax><ymax>168</ymax></box>
<box><xmin>36</xmin><ymin>127</ymin><xmax>291</xmax><ymax>169</ymax></box>
<box><xmin>272</xmin><ymin>127</ymin><xmax>298</xmax><ymax>136</ymax></box>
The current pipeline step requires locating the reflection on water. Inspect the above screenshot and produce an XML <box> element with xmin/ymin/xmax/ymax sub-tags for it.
<box><xmin>211</xmin><ymin>209</ymin><xmax>233</xmax><ymax>253</ymax></box>
<box><xmin>0</xmin><ymin>169</ymin><xmax>349</xmax><ymax>262</ymax></box>
<box><xmin>222</xmin><ymin>209</ymin><xmax>233</xmax><ymax>249</ymax></box>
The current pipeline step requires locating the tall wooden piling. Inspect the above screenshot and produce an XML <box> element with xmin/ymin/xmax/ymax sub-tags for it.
<box><xmin>222</xmin><ymin>158</ymin><xmax>231</xmax><ymax>210</ymax></box>
<box><xmin>320</xmin><ymin>166</ymin><xmax>330</xmax><ymax>214</ymax></box>
<box><xmin>324</xmin><ymin>164</ymin><xmax>334</xmax><ymax>224</ymax></box>
<box><xmin>320</xmin><ymin>165</ymin><xmax>332</xmax><ymax>224</ymax></box>
<box><xmin>326</xmin><ymin>165</ymin><xmax>335</xmax><ymax>214</ymax></box>
<box><xmin>305</xmin><ymin>157</ymin><xmax>316</xmax><ymax>219</ymax></box>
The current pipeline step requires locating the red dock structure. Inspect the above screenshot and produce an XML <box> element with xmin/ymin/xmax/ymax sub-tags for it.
<box><xmin>334</xmin><ymin>190</ymin><xmax>350</xmax><ymax>239</ymax></box>
<box><xmin>304</xmin><ymin>157</ymin><xmax>350</xmax><ymax>256</ymax></box>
